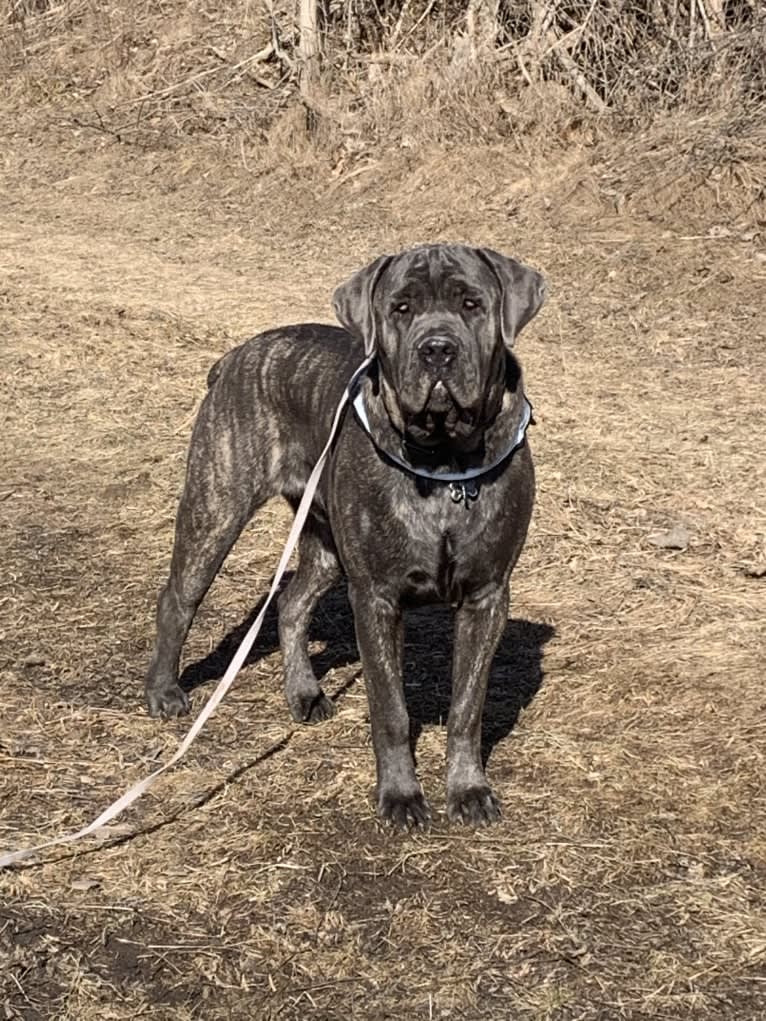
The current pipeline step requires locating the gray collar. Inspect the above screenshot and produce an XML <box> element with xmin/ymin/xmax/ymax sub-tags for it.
<box><xmin>351</xmin><ymin>387</ymin><xmax>533</xmax><ymax>484</ymax></box>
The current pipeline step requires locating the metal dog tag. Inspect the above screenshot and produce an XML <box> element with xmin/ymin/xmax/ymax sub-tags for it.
<box><xmin>449</xmin><ymin>481</ymin><xmax>479</xmax><ymax>505</ymax></box>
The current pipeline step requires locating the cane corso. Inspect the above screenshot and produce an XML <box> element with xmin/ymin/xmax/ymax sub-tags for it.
<box><xmin>145</xmin><ymin>244</ymin><xmax>546</xmax><ymax>827</ymax></box>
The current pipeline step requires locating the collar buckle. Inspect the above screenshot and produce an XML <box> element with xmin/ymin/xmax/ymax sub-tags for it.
<box><xmin>449</xmin><ymin>480</ymin><xmax>479</xmax><ymax>505</ymax></box>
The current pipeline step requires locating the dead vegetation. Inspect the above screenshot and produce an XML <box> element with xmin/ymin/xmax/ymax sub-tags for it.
<box><xmin>1</xmin><ymin>0</ymin><xmax>763</xmax><ymax>236</ymax></box>
<box><xmin>1</xmin><ymin>1</ymin><xmax>766</xmax><ymax>1019</ymax></box>
<box><xmin>2</xmin><ymin>0</ymin><xmax>766</xmax><ymax>159</ymax></box>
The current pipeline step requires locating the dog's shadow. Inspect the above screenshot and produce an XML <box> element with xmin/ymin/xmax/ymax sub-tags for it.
<box><xmin>180</xmin><ymin>578</ymin><xmax>554</xmax><ymax>764</ymax></box>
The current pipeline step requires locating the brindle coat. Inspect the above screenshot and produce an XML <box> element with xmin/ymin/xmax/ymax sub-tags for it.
<box><xmin>145</xmin><ymin>244</ymin><xmax>546</xmax><ymax>827</ymax></box>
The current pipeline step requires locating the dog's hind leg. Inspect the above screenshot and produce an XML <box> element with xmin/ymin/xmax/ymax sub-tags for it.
<box><xmin>145</xmin><ymin>503</ymin><xmax>251</xmax><ymax>718</ymax></box>
<box><xmin>278</xmin><ymin>518</ymin><xmax>342</xmax><ymax>724</ymax></box>
<box><xmin>145</xmin><ymin>400</ymin><xmax>274</xmax><ymax>718</ymax></box>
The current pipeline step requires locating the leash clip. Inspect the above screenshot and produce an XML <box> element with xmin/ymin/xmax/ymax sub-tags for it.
<box><xmin>449</xmin><ymin>480</ymin><xmax>479</xmax><ymax>505</ymax></box>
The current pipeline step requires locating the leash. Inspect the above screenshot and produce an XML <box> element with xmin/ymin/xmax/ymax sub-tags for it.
<box><xmin>0</xmin><ymin>355</ymin><xmax>374</xmax><ymax>869</ymax></box>
<box><xmin>0</xmin><ymin>356</ymin><xmax>531</xmax><ymax>868</ymax></box>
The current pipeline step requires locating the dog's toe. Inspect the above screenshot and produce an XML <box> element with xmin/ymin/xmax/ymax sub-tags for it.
<box><xmin>303</xmin><ymin>691</ymin><xmax>336</xmax><ymax>724</ymax></box>
<box><xmin>378</xmin><ymin>790</ymin><xmax>431</xmax><ymax>830</ymax></box>
<box><xmin>447</xmin><ymin>786</ymin><xmax>501</xmax><ymax>827</ymax></box>
<box><xmin>288</xmin><ymin>689</ymin><xmax>336</xmax><ymax>724</ymax></box>
<box><xmin>146</xmin><ymin>686</ymin><xmax>191</xmax><ymax>720</ymax></box>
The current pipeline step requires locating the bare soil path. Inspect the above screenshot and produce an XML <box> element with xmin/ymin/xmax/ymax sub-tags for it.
<box><xmin>1</xmin><ymin>139</ymin><xmax>765</xmax><ymax>1019</ymax></box>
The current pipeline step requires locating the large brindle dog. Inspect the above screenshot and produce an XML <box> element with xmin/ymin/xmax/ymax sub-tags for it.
<box><xmin>145</xmin><ymin>244</ymin><xmax>546</xmax><ymax>828</ymax></box>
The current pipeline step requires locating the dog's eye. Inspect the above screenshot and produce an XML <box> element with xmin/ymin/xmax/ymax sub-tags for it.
<box><xmin>463</xmin><ymin>298</ymin><xmax>480</xmax><ymax>311</ymax></box>
<box><xmin>393</xmin><ymin>302</ymin><xmax>410</xmax><ymax>315</ymax></box>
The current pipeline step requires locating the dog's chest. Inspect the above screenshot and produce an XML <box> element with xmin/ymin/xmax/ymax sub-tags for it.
<box><xmin>330</xmin><ymin>431</ymin><xmax>534</xmax><ymax>606</ymax></box>
<box><xmin>385</xmin><ymin>482</ymin><xmax>505</xmax><ymax>604</ymax></box>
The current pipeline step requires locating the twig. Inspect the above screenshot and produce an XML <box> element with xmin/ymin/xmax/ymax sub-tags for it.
<box><xmin>367</xmin><ymin>35</ymin><xmax>445</xmax><ymax>68</ymax></box>
<box><xmin>121</xmin><ymin>47</ymin><xmax>282</xmax><ymax>110</ymax></box>
<box><xmin>72</xmin><ymin>110</ymin><xmax>123</xmax><ymax>142</ymax></box>
<box><xmin>390</xmin><ymin>0</ymin><xmax>412</xmax><ymax>48</ymax></box>
<box><xmin>262</xmin><ymin>0</ymin><xmax>295</xmax><ymax>72</ymax></box>
<box><xmin>401</xmin><ymin>0</ymin><xmax>439</xmax><ymax>46</ymax></box>
<box><xmin>704</xmin><ymin>0</ymin><xmax>726</xmax><ymax>32</ymax></box>
<box><xmin>527</xmin><ymin>0</ymin><xmax>557</xmax><ymax>64</ymax></box>
<box><xmin>545</xmin><ymin>29</ymin><xmax>606</xmax><ymax>112</ymax></box>
<box><xmin>541</xmin><ymin>0</ymin><xmax>599</xmax><ymax>62</ymax></box>
<box><xmin>542</xmin><ymin>24</ymin><xmax>587</xmax><ymax>57</ymax></box>
<box><xmin>695</xmin><ymin>0</ymin><xmax>714</xmax><ymax>40</ymax></box>
<box><xmin>250</xmin><ymin>41</ymin><xmax>276</xmax><ymax>63</ymax></box>
<box><xmin>512</xmin><ymin>43</ymin><xmax>535</xmax><ymax>88</ymax></box>
<box><xmin>240</xmin><ymin>138</ymin><xmax>251</xmax><ymax>174</ymax></box>
<box><xmin>328</xmin><ymin>162</ymin><xmax>379</xmax><ymax>192</ymax></box>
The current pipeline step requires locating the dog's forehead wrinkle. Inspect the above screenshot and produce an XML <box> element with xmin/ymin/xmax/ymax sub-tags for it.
<box><xmin>388</xmin><ymin>254</ymin><xmax>430</xmax><ymax>289</ymax></box>
<box><xmin>386</xmin><ymin>254</ymin><xmax>495</xmax><ymax>308</ymax></box>
<box><xmin>431</xmin><ymin>245</ymin><xmax>469</xmax><ymax>275</ymax></box>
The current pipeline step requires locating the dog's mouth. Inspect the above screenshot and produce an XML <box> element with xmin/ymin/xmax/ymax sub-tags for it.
<box><xmin>402</xmin><ymin>379</ymin><xmax>481</xmax><ymax>450</ymax></box>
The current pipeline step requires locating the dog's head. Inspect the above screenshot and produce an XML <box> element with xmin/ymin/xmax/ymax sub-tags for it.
<box><xmin>333</xmin><ymin>244</ymin><xmax>545</xmax><ymax>451</ymax></box>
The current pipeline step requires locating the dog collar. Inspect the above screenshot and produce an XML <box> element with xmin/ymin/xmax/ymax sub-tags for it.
<box><xmin>351</xmin><ymin>387</ymin><xmax>533</xmax><ymax>485</ymax></box>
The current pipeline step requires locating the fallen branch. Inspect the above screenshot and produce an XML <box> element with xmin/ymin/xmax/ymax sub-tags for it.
<box><xmin>122</xmin><ymin>47</ymin><xmax>283</xmax><ymax>109</ymax></box>
<box><xmin>545</xmin><ymin>29</ymin><xmax>606</xmax><ymax>112</ymax></box>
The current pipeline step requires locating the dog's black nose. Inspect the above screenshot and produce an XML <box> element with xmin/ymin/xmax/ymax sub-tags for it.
<box><xmin>417</xmin><ymin>336</ymin><xmax>456</xmax><ymax>370</ymax></box>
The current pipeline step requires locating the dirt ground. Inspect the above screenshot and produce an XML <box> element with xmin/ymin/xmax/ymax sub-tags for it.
<box><xmin>1</xmin><ymin>125</ymin><xmax>765</xmax><ymax>1020</ymax></box>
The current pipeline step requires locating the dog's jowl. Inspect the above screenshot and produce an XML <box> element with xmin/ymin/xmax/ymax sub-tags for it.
<box><xmin>145</xmin><ymin>244</ymin><xmax>546</xmax><ymax>828</ymax></box>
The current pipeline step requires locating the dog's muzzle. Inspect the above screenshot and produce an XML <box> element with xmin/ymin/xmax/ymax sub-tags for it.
<box><xmin>393</xmin><ymin>333</ymin><xmax>489</xmax><ymax>448</ymax></box>
<box><xmin>417</xmin><ymin>335</ymin><xmax>457</xmax><ymax>373</ymax></box>
<box><xmin>403</xmin><ymin>377</ymin><xmax>482</xmax><ymax>448</ymax></box>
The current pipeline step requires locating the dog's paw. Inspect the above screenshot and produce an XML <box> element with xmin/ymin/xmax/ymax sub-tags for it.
<box><xmin>287</xmin><ymin>689</ymin><xmax>336</xmax><ymax>724</ymax></box>
<box><xmin>447</xmin><ymin>785</ymin><xmax>501</xmax><ymax>827</ymax></box>
<box><xmin>146</xmin><ymin>685</ymin><xmax>191</xmax><ymax>719</ymax></box>
<box><xmin>378</xmin><ymin>789</ymin><xmax>431</xmax><ymax>830</ymax></box>
<box><xmin>301</xmin><ymin>691</ymin><xmax>336</xmax><ymax>724</ymax></box>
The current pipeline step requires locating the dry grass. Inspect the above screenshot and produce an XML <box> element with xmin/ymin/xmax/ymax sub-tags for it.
<box><xmin>1</xmin><ymin>130</ymin><xmax>765</xmax><ymax>1017</ymax></box>
<box><xmin>3</xmin><ymin>0</ymin><xmax>766</xmax><ymax>167</ymax></box>
<box><xmin>1</xmin><ymin>2</ymin><xmax>766</xmax><ymax>1018</ymax></box>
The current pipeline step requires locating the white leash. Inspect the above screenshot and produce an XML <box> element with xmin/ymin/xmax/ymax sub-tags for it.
<box><xmin>0</xmin><ymin>354</ymin><xmax>374</xmax><ymax>869</ymax></box>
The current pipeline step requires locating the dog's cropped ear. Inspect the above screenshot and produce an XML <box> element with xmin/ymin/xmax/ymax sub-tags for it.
<box><xmin>332</xmin><ymin>255</ymin><xmax>392</xmax><ymax>357</ymax></box>
<box><xmin>477</xmin><ymin>248</ymin><xmax>546</xmax><ymax>350</ymax></box>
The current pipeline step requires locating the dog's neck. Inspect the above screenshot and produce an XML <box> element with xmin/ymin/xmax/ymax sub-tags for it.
<box><xmin>353</xmin><ymin>359</ymin><xmax>531</xmax><ymax>480</ymax></box>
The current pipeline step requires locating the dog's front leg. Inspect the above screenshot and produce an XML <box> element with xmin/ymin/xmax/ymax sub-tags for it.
<box><xmin>447</xmin><ymin>585</ymin><xmax>509</xmax><ymax>825</ymax></box>
<box><xmin>349</xmin><ymin>586</ymin><xmax>430</xmax><ymax>828</ymax></box>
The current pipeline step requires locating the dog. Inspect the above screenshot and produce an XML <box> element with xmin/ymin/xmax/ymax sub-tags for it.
<box><xmin>145</xmin><ymin>244</ymin><xmax>545</xmax><ymax>827</ymax></box>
